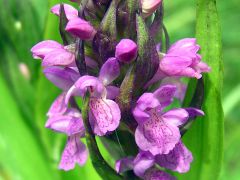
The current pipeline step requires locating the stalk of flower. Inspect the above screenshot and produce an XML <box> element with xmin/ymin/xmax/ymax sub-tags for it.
<box><xmin>31</xmin><ymin>0</ymin><xmax>211</xmax><ymax>179</ymax></box>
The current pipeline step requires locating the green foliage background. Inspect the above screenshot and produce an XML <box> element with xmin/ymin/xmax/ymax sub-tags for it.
<box><xmin>0</xmin><ymin>0</ymin><xmax>238</xmax><ymax>179</ymax></box>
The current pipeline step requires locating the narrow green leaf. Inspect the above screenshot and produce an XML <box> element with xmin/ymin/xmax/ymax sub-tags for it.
<box><xmin>179</xmin><ymin>0</ymin><xmax>224</xmax><ymax>179</ymax></box>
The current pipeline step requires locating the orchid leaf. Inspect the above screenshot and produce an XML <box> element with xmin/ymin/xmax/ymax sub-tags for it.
<box><xmin>179</xmin><ymin>0</ymin><xmax>224</xmax><ymax>179</ymax></box>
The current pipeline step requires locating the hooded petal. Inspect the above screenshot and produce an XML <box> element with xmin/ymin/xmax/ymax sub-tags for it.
<box><xmin>42</xmin><ymin>49</ymin><xmax>75</xmax><ymax>67</ymax></box>
<box><xmin>65</xmin><ymin>76</ymin><xmax>105</xmax><ymax>105</ymax></box>
<box><xmin>65</xmin><ymin>17</ymin><xmax>96</xmax><ymax>40</ymax></box>
<box><xmin>162</xmin><ymin>108</ymin><xmax>189</xmax><ymax>126</ymax></box>
<box><xmin>51</xmin><ymin>4</ymin><xmax>78</xmax><ymax>20</ymax></box>
<box><xmin>160</xmin><ymin>56</ymin><xmax>192</xmax><ymax>75</ymax></box>
<box><xmin>115</xmin><ymin>157</ymin><xmax>134</xmax><ymax>174</ymax></box>
<box><xmin>59</xmin><ymin>135</ymin><xmax>88</xmax><ymax>171</ymax></box>
<box><xmin>99</xmin><ymin>58</ymin><xmax>120</xmax><ymax>86</ymax></box>
<box><xmin>133</xmin><ymin>151</ymin><xmax>155</xmax><ymax>177</ymax></box>
<box><xmin>156</xmin><ymin>141</ymin><xmax>193</xmax><ymax>173</ymax></box>
<box><xmin>31</xmin><ymin>40</ymin><xmax>63</xmax><ymax>59</ymax></box>
<box><xmin>44</xmin><ymin>67</ymin><xmax>79</xmax><ymax>91</ymax></box>
<box><xmin>144</xmin><ymin>168</ymin><xmax>176</xmax><ymax>180</ymax></box>
<box><xmin>89</xmin><ymin>98</ymin><xmax>121</xmax><ymax>136</ymax></box>
<box><xmin>45</xmin><ymin>109</ymin><xmax>85</xmax><ymax>136</ymax></box>
<box><xmin>168</xmin><ymin>38</ymin><xmax>199</xmax><ymax>53</ymax></box>
<box><xmin>153</xmin><ymin>85</ymin><xmax>177</xmax><ymax>108</ymax></box>
<box><xmin>133</xmin><ymin>93</ymin><xmax>160</xmax><ymax>124</ymax></box>
<box><xmin>135</xmin><ymin>110</ymin><xmax>181</xmax><ymax>155</ymax></box>
<box><xmin>47</xmin><ymin>93</ymin><xmax>68</xmax><ymax>117</ymax></box>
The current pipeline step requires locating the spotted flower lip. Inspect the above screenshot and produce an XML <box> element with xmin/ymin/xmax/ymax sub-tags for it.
<box><xmin>144</xmin><ymin>168</ymin><xmax>176</xmax><ymax>180</ymax></box>
<box><xmin>133</xmin><ymin>85</ymin><xmax>204</xmax><ymax>155</ymax></box>
<box><xmin>45</xmin><ymin>93</ymin><xmax>88</xmax><ymax>171</ymax></box>
<box><xmin>65</xmin><ymin>58</ymin><xmax>121</xmax><ymax>136</ymax></box>
<box><xmin>59</xmin><ymin>134</ymin><xmax>88</xmax><ymax>171</ymax></box>
<box><xmin>116</xmin><ymin>140</ymin><xmax>192</xmax><ymax>177</ymax></box>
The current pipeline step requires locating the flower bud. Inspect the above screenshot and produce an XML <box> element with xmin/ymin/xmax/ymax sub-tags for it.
<box><xmin>65</xmin><ymin>17</ymin><xmax>96</xmax><ymax>40</ymax></box>
<box><xmin>141</xmin><ymin>0</ymin><xmax>162</xmax><ymax>17</ymax></box>
<box><xmin>115</xmin><ymin>39</ymin><xmax>138</xmax><ymax>63</ymax></box>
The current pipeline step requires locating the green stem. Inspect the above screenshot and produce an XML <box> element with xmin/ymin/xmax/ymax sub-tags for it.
<box><xmin>81</xmin><ymin>93</ymin><xmax>122</xmax><ymax>180</ymax></box>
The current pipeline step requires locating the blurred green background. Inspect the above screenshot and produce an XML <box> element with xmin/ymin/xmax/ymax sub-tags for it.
<box><xmin>0</xmin><ymin>0</ymin><xmax>239</xmax><ymax>179</ymax></box>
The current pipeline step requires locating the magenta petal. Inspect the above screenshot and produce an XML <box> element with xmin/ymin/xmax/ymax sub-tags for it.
<box><xmin>46</xmin><ymin>109</ymin><xmax>85</xmax><ymax>136</ymax></box>
<box><xmin>153</xmin><ymin>85</ymin><xmax>177</xmax><ymax>108</ymax></box>
<box><xmin>168</xmin><ymin>38</ymin><xmax>198</xmax><ymax>53</ymax></box>
<box><xmin>156</xmin><ymin>141</ymin><xmax>193</xmax><ymax>173</ymax></box>
<box><xmin>47</xmin><ymin>93</ymin><xmax>68</xmax><ymax>117</ymax></box>
<box><xmin>160</xmin><ymin>56</ymin><xmax>192</xmax><ymax>75</ymax></box>
<box><xmin>144</xmin><ymin>168</ymin><xmax>176</xmax><ymax>180</ymax></box>
<box><xmin>106</xmin><ymin>86</ymin><xmax>120</xmax><ymax>99</ymax></box>
<box><xmin>89</xmin><ymin>98</ymin><xmax>121</xmax><ymax>136</ymax></box>
<box><xmin>59</xmin><ymin>135</ymin><xmax>88</xmax><ymax>171</ymax></box>
<box><xmin>31</xmin><ymin>40</ymin><xmax>63</xmax><ymax>59</ymax></box>
<box><xmin>51</xmin><ymin>4</ymin><xmax>78</xmax><ymax>20</ymax></box>
<box><xmin>185</xmin><ymin>108</ymin><xmax>205</xmax><ymax>118</ymax></box>
<box><xmin>44</xmin><ymin>67</ymin><xmax>79</xmax><ymax>91</ymax></box>
<box><xmin>162</xmin><ymin>108</ymin><xmax>189</xmax><ymax>126</ymax></box>
<box><xmin>135</xmin><ymin>112</ymin><xmax>181</xmax><ymax>155</ymax></box>
<box><xmin>42</xmin><ymin>49</ymin><xmax>75</xmax><ymax>67</ymax></box>
<box><xmin>115</xmin><ymin>157</ymin><xmax>134</xmax><ymax>174</ymax></box>
<box><xmin>67</xmin><ymin>76</ymin><xmax>105</xmax><ymax>99</ymax></box>
<box><xmin>133</xmin><ymin>93</ymin><xmax>160</xmax><ymax>124</ymax></box>
<box><xmin>99</xmin><ymin>57</ymin><xmax>120</xmax><ymax>85</ymax></box>
<box><xmin>65</xmin><ymin>17</ymin><xmax>96</xmax><ymax>40</ymax></box>
<box><xmin>133</xmin><ymin>151</ymin><xmax>155</xmax><ymax>177</ymax></box>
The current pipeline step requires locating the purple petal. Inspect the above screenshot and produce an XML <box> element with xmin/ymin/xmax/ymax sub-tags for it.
<box><xmin>115</xmin><ymin>157</ymin><xmax>134</xmax><ymax>174</ymax></box>
<box><xmin>161</xmin><ymin>77</ymin><xmax>187</xmax><ymax>102</ymax></box>
<box><xmin>153</xmin><ymin>85</ymin><xmax>177</xmax><ymax>108</ymax></box>
<box><xmin>59</xmin><ymin>135</ymin><xmax>88</xmax><ymax>171</ymax></box>
<box><xmin>89</xmin><ymin>98</ymin><xmax>121</xmax><ymax>136</ymax></box>
<box><xmin>99</xmin><ymin>58</ymin><xmax>120</xmax><ymax>85</ymax></box>
<box><xmin>135</xmin><ymin>110</ymin><xmax>181</xmax><ymax>155</ymax></box>
<box><xmin>185</xmin><ymin>108</ymin><xmax>205</xmax><ymax>118</ymax></box>
<box><xmin>160</xmin><ymin>56</ymin><xmax>192</xmax><ymax>75</ymax></box>
<box><xmin>133</xmin><ymin>93</ymin><xmax>160</xmax><ymax>124</ymax></box>
<box><xmin>42</xmin><ymin>49</ymin><xmax>75</xmax><ymax>67</ymax></box>
<box><xmin>44</xmin><ymin>67</ymin><xmax>79</xmax><ymax>91</ymax></box>
<box><xmin>45</xmin><ymin>109</ymin><xmax>85</xmax><ymax>136</ymax></box>
<box><xmin>106</xmin><ymin>86</ymin><xmax>120</xmax><ymax>99</ymax></box>
<box><xmin>47</xmin><ymin>93</ymin><xmax>68</xmax><ymax>117</ymax></box>
<box><xmin>133</xmin><ymin>151</ymin><xmax>155</xmax><ymax>177</ymax></box>
<box><xmin>162</xmin><ymin>108</ymin><xmax>189</xmax><ymax>126</ymax></box>
<box><xmin>179</xmin><ymin>67</ymin><xmax>202</xmax><ymax>79</ymax></box>
<box><xmin>115</xmin><ymin>39</ymin><xmax>138</xmax><ymax>63</ymax></box>
<box><xmin>194</xmin><ymin>61</ymin><xmax>211</xmax><ymax>73</ymax></box>
<box><xmin>51</xmin><ymin>4</ymin><xmax>78</xmax><ymax>20</ymax></box>
<box><xmin>31</xmin><ymin>40</ymin><xmax>63</xmax><ymax>59</ymax></box>
<box><xmin>65</xmin><ymin>17</ymin><xmax>96</xmax><ymax>40</ymax></box>
<box><xmin>156</xmin><ymin>141</ymin><xmax>193</xmax><ymax>173</ymax></box>
<box><xmin>65</xmin><ymin>76</ymin><xmax>105</xmax><ymax>105</ymax></box>
<box><xmin>168</xmin><ymin>38</ymin><xmax>199</xmax><ymax>53</ymax></box>
<box><xmin>144</xmin><ymin>168</ymin><xmax>176</xmax><ymax>180</ymax></box>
